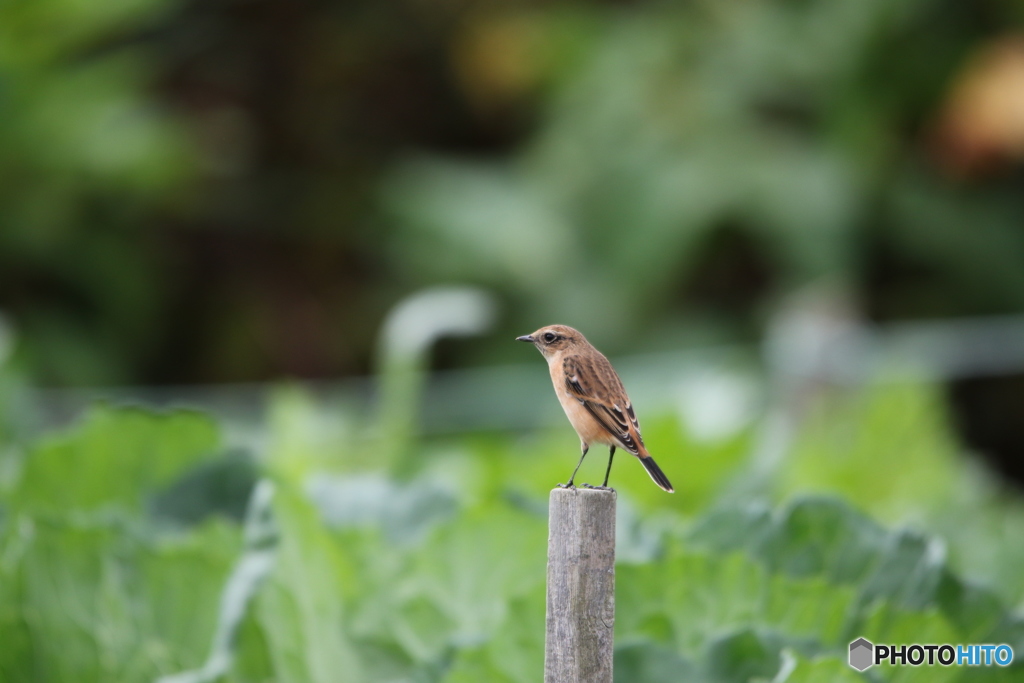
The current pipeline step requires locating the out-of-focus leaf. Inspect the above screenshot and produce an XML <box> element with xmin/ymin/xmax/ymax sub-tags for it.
<box><xmin>762</xmin><ymin>574</ymin><xmax>858</xmax><ymax>647</ymax></box>
<box><xmin>443</xmin><ymin>646</ymin><xmax>515</xmax><ymax>683</ymax></box>
<box><xmin>442</xmin><ymin>584</ymin><xmax>545</xmax><ymax>683</ymax></box>
<box><xmin>11</xmin><ymin>515</ymin><xmax>239</xmax><ymax>683</ymax></box>
<box><xmin>138</xmin><ymin>520</ymin><xmax>244</xmax><ymax>675</ymax></box>
<box><xmin>937</xmin><ymin>496</ymin><xmax>1024</xmax><ymax>610</ymax></box>
<box><xmin>0</xmin><ymin>519</ymin><xmax>32</xmax><ymax>683</ymax></box>
<box><xmin>858</xmin><ymin>605</ymin><xmax>959</xmax><ymax>683</ymax></box>
<box><xmin>692</xmin><ymin>497</ymin><xmax>886</xmax><ymax>591</ymax></box>
<box><xmin>22</xmin><ymin>522</ymin><xmax>141</xmax><ymax>682</ymax></box>
<box><xmin>478</xmin><ymin>587</ymin><xmax>546</xmax><ymax>683</ymax></box>
<box><xmin>754</xmin><ymin>497</ymin><xmax>888</xmax><ymax>584</ymax></box>
<box><xmin>613</xmin><ymin>642</ymin><xmax>699</xmax><ymax>683</ymax></box>
<box><xmin>688</xmin><ymin>504</ymin><xmax>774</xmax><ymax>554</ymax></box>
<box><xmin>226</xmin><ymin>612</ymin><xmax>275</xmax><ymax>683</ymax></box>
<box><xmin>858</xmin><ymin>530</ymin><xmax>946</xmax><ymax>612</ymax></box>
<box><xmin>253</xmin><ymin>487</ymin><xmax>363</xmax><ymax>683</ymax></box>
<box><xmin>151</xmin><ymin>449</ymin><xmax>259</xmax><ymax>526</ymax></box>
<box><xmin>934</xmin><ymin>571</ymin><xmax>1005</xmax><ymax>643</ymax></box>
<box><xmin>264</xmin><ymin>385</ymin><xmax>354</xmax><ymax>483</ymax></box>
<box><xmin>306</xmin><ymin>472</ymin><xmax>458</xmax><ymax>544</ymax></box>
<box><xmin>392</xmin><ymin>595</ymin><xmax>457</xmax><ymax>664</ymax></box>
<box><xmin>342</xmin><ymin>500</ymin><xmax>547</xmax><ymax>675</ymax></box>
<box><xmin>773</xmin><ymin>650</ymin><xmax>864</xmax><ymax>683</ymax></box>
<box><xmin>617</xmin><ymin>551</ymin><xmax>766</xmax><ymax>659</ymax></box>
<box><xmin>409</xmin><ymin>503</ymin><xmax>547</xmax><ymax>644</ymax></box>
<box><xmin>157</xmin><ymin>481</ymin><xmax>277</xmax><ymax>683</ymax></box>
<box><xmin>780</xmin><ymin>381</ymin><xmax>1024</xmax><ymax>608</ymax></box>
<box><xmin>783</xmin><ymin>383</ymin><xmax>960</xmax><ymax>522</ymax></box>
<box><xmin>692</xmin><ymin>496</ymin><xmax>1013</xmax><ymax>644</ymax></box>
<box><xmin>345</xmin><ymin>639</ymin><xmax>421</xmax><ymax>683</ymax></box>
<box><xmin>13</xmin><ymin>405</ymin><xmax>219</xmax><ymax>514</ymax></box>
<box><xmin>617</xmin><ymin>545</ymin><xmax>858</xmax><ymax>664</ymax></box>
<box><xmin>705</xmin><ymin>628</ymin><xmax>780</xmax><ymax>683</ymax></box>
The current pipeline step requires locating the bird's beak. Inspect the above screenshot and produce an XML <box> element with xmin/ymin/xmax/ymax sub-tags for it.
<box><xmin>516</xmin><ymin>335</ymin><xmax>534</xmax><ymax>343</ymax></box>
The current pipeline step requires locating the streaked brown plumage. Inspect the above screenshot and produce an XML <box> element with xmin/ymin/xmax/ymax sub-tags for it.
<box><xmin>516</xmin><ymin>324</ymin><xmax>674</xmax><ymax>492</ymax></box>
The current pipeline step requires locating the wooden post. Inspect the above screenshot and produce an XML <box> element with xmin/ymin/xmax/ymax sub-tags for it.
<box><xmin>545</xmin><ymin>487</ymin><xmax>616</xmax><ymax>683</ymax></box>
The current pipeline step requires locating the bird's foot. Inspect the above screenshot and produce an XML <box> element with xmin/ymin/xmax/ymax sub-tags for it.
<box><xmin>557</xmin><ymin>482</ymin><xmax>577</xmax><ymax>490</ymax></box>
<box><xmin>581</xmin><ymin>483</ymin><xmax>615</xmax><ymax>491</ymax></box>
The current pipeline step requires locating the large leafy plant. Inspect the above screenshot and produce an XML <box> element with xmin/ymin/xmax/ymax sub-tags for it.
<box><xmin>1</xmin><ymin>384</ymin><xmax>1021</xmax><ymax>682</ymax></box>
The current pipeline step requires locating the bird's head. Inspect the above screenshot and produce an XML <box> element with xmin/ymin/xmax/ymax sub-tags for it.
<box><xmin>516</xmin><ymin>324</ymin><xmax>584</xmax><ymax>358</ymax></box>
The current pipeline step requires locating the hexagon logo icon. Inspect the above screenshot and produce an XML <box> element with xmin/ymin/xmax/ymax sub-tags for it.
<box><xmin>849</xmin><ymin>637</ymin><xmax>874</xmax><ymax>671</ymax></box>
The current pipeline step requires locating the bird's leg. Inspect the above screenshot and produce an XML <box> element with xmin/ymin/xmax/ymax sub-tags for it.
<box><xmin>584</xmin><ymin>446</ymin><xmax>616</xmax><ymax>490</ymax></box>
<box><xmin>559</xmin><ymin>445</ymin><xmax>589</xmax><ymax>489</ymax></box>
<box><xmin>602</xmin><ymin>446</ymin><xmax>615</xmax><ymax>487</ymax></box>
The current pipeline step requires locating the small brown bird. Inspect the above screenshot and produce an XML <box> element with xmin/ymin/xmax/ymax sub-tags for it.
<box><xmin>517</xmin><ymin>325</ymin><xmax>674</xmax><ymax>492</ymax></box>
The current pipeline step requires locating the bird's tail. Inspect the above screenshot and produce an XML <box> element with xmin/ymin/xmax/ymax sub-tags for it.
<box><xmin>640</xmin><ymin>455</ymin><xmax>674</xmax><ymax>493</ymax></box>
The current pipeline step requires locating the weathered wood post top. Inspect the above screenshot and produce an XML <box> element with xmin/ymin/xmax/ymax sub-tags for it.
<box><xmin>545</xmin><ymin>487</ymin><xmax>616</xmax><ymax>683</ymax></box>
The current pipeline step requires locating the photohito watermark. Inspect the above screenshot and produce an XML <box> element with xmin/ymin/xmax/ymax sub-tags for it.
<box><xmin>848</xmin><ymin>637</ymin><xmax>1014</xmax><ymax>672</ymax></box>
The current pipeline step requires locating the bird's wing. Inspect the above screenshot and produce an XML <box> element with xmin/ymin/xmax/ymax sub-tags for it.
<box><xmin>563</xmin><ymin>354</ymin><xmax>645</xmax><ymax>454</ymax></box>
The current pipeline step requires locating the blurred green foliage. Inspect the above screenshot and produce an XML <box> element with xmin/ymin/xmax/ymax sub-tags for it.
<box><xmin>386</xmin><ymin>0</ymin><xmax>1024</xmax><ymax>350</ymax></box>
<box><xmin>3</xmin><ymin>0</ymin><xmax>1024</xmax><ymax>384</ymax></box>
<box><xmin>0</xmin><ymin>407</ymin><xmax>239</xmax><ymax>681</ymax></box>
<box><xmin>1</xmin><ymin>378</ymin><xmax>1022</xmax><ymax>682</ymax></box>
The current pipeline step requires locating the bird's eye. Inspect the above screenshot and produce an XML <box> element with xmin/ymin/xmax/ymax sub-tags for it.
<box><xmin>543</xmin><ymin>332</ymin><xmax>557</xmax><ymax>343</ymax></box>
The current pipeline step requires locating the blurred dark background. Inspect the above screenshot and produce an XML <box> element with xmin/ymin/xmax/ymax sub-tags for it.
<box><xmin>3</xmin><ymin>0</ymin><xmax>1024</xmax><ymax>471</ymax></box>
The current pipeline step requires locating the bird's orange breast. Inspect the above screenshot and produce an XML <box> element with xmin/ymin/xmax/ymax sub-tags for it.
<box><xmin>549</xmin><ymin>360</ymin><xmax>620</xmax><ymax>448</ymax></box>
